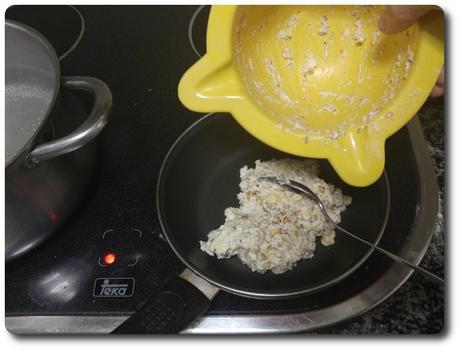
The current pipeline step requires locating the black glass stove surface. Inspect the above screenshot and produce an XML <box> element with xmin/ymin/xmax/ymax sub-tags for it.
<box><xmin>6</xmin><ymin>5</ymin><xmax>84</xmax><ymax>60</ymax></box>
<box><xmin>5</xmin><ymin>5</ymin><xmax>422</xmax><ymax>323</ymax></box>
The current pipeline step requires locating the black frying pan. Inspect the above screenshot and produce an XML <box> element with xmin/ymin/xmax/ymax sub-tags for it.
<box><xmin>113</xmin><ymin>113</ymin><xmax>389</xmax><ymax>334</ymax></box>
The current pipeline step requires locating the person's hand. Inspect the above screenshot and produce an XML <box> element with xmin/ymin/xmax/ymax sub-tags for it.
<box><xmin>430</xmin><ymin>66</ymin><xmax>444</xmax><ymax>97</ymax></box>
<box><xmin>377</xmin><ymin>5</ymin><xmax>444</xmax><ymax>97</ymax></box>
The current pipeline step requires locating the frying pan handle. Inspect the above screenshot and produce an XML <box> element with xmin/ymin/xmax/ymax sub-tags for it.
<box><xmin>27</xmin><ymin>76</ymin><xmax>112</xmax><ymax>164</ymax></box>
<box><xmin>112</xmin><ymin>270</ymin><xmax>218</xmax><ymax>334</ymax></box>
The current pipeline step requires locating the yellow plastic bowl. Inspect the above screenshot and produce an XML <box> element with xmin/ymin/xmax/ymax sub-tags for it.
<box><xmin>179</xmin><ymin>5</ymin><xmax>444</xmax><ymax>186</ymax></box>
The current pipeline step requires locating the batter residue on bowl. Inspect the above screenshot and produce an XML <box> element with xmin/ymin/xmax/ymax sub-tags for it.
<box><xmin>233</xmin><ymin>5</ymin><xmax>418</xmax><ymax>143</ymax></box>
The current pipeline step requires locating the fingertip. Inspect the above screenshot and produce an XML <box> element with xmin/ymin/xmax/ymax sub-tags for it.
<box><xmin>437</xmin><ymin>66</ymin><xmax>445</xmax><ymax>85</ymax></box>
<box><xmin>430</xmin><ymin>85</ymin><xmax>444</xmax><ymax>97</ymax></box>
<box><xmin>377</xmin><ymin>5</ymin><xmax>434</xmax><ymax>34</ymax></box>
<box><xmin>377</xmin><ymin>11</ymin><xmax>404</xmax><ymax>34</ymax></box>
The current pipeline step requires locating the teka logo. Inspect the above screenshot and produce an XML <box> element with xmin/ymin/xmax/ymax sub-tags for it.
<box><xmin>93</xmin><ymin>278</ymin><xmax>135</xmax><ymax>297</ymax></box>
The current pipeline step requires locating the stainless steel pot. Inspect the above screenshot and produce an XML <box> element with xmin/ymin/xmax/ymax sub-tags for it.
<box><xmin>5</xmin><ymin>20</ymin><xmax>112</xmax><ymax>262</ymax></box>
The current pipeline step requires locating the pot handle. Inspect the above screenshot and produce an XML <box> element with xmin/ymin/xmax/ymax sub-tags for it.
<box><xmin>112</xmin><ymin>269</ymin><xmax>218</xmax><ymax>334</ymax></box>
<box><xmin>27</xmin><ymin>76</ymin><xmax>112</xmax><ymax>164</ymax></box>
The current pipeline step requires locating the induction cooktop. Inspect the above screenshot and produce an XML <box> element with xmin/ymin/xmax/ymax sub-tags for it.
<box><xmin>5</xmin><ymin>5</ymin><xmax>440</xmax><ymax>334</ymax></box>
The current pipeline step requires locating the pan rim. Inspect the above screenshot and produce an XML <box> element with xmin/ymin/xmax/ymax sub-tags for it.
<box><xmin>156</xmin><ymin>112</ymin><xmax>391</xmax><ymax>299</ymax></box>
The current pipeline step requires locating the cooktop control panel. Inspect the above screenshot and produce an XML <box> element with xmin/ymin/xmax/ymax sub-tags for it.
<box><xmin>97</xmin><ymin>228</ymin><xmax>142</xmax><ymax>268</ymax></box>
<box><xmin>5</xmin><ymin>221</ymin><xmax>176</xmax><ymax>314</ymax></box>
<box><xmin>93</xmin><ymin>228</ymin><xmax>143</xmax><ymax>298</ymax></box>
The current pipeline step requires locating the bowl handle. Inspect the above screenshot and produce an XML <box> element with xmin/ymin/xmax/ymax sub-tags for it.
<box><xmin>27</xmin><ymin>76</ymin><xmax>112</xmax><ymax>164</ymax></box>
<box><xmin>178</xmin><ymin>54</ymin><xmax>243</xmax><ymax>113</ymax></box>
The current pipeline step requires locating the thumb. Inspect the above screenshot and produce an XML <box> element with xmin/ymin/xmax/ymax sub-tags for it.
<box><xmin>378</xmin><ymin>5</ymin><xmax>437</xmax><ymax>34</ymax></box>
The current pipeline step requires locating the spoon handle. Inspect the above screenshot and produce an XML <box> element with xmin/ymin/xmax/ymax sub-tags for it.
<box><xmin>334</xmin><ymin>225</ymin><xmax>444</xmax><ymax>284</ymax></box>
<box><xmin>259</xmin><ymin>176</ymin><xmax>444</xmax><ymax>284</ymax></box>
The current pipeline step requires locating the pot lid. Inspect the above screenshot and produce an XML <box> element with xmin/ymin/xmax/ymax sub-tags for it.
<box><xmin>5</xmin><ymin>20</ymin><xmax>60</xmax><ymax>166</ymax></box>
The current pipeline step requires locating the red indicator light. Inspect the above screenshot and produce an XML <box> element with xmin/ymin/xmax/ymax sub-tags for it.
<box><xmin>103</xmin><ymin>252</ymin><xmax>116</xmax><ymax>265</ymax></box>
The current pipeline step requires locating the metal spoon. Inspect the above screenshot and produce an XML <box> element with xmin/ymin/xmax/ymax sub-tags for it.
<box><xmin>259</xmin><ymin>175</ymin><xmax>444</xmax><ymax>284</ymax></box>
